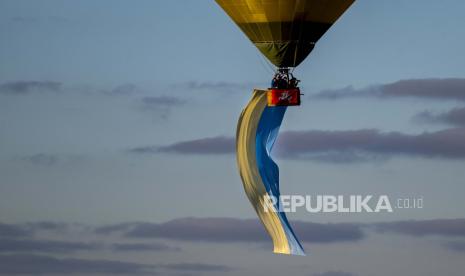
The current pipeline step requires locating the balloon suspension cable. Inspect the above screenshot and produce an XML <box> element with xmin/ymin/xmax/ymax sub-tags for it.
<box><xmin>258</xmin><ymin>52</ymin><xmax>276</xmax><ymax>75</ymax></box>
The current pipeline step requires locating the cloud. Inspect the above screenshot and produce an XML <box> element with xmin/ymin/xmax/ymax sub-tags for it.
<box><xmin>0</xmin><ymin>81</ymin><xmax>62</xmax><ymax>95</ymax></box>
<box><xmin>312</xmin><ymin>271</ymin><xmax>356</xmax><ymax>276</ymax></box>
<box><xmin>123</xmin><ymin>218</ymin><xmax>267</xmax><ymax>242</ymax></box>
<box><xmin>0</xmin><ymin>252</ymin><xmax>231</xmax><ymax>275</ymax></box>
<box><xmin>0</xmin><ymin>239</ymin><xmax>100</xmax><ymax>253</ymax></box>
<box><xmin>414</xmin><ymin>107</ymin><xmax>465</xmax><ymax>127</ymax></box>
<box><xmin>112</xmin><ymin>242</ymin><xmax>181</xmax><ymax>252</ymax></box>
<box><xmin>128</xmin><ymin>146</ymin><xmax>160</xmax><ymax>154</ymax></box>
<box><xmin>104</xmin><ymin>84</ymin><xmax>140</xmax><ymax>96</ymax></box>
<box><xmin>23</xmin><ymin>221</ymin><xmax>69</xmax><ymax>232</ymax></box>
<box><xmin>141</xmin><ymin>96</ymin><xmax>186</xmax><ymax>109</ymax></box>
<box><xmin>1</xmin><ymin>222</ymin><xmax>87</xmax><ymax>239</ymax></box>
<box><xmin>19</xmin><ymin>154</ymin><xmax>88</xmax><ymax>167</ymax></box>
<box><xmin>0</xmin><ymin>254</ymin><xmax>156</xmax><ymax>275</ymax></box>
<box><xmin>0</xmin><ymin>223</ymin><xmax>31</xmax><ymax>238</ymax></box>
<box><xmin>138</xmin><ymin>96</ymin><xmax>186</xmax><ymax>119</ymax></box>
<box><xmin>160</xmin><ymin>263</ymin><xmax>233</xmax><ymax>272</ymax></box>
<box><xmin>313</xmin><ymin>78</ymin><xmax>465</xmax><ymax>101</ymax></box>
<box><xmin>94</xmin><ymin>222</ymin><xmax>139</xmax><ymax>235</ymax></box>
<box><xmin>94</xmin><ymin>222</ymin><xmax>142</xmax><ymax>235</ymax></box>
<box><xmin>3</xmin><ymin>218</ymin><xmax>465</xmax><ymax>262</ymax></box>
<box><xmin>443</xmin><ymin>241</ymin><xmax>465</xmax><ymax>253</ymax></box>
<box><xmin>293</xmin><ymin>221</ymin><xmax>364</xmax><ymax>243</ymax></box>
<box><xmin>373</xmin><ymin>219</ymin><xmax>465</xmax><ymax>237</ymax></box>
<box><xmin>134</xmin><ymin>128</ymin><xmax>465</xmax><ymax>161</ymax></box>
<box><xmin>180</xmin><ymin>81</ymin><xmax>251</xmax><ymax>93</ymax></box>
<box><xmin>275</xmin><ymin>128</ymin><xmax>465</xmax><ymax>160</ymax></box>
<box><xmin>23</xmin><ymin>154</ymin><xmax>59</xmax><ymax>166</ymax></box>
<box><xmin>131</xmin><ymin>136</ymin><xmax>234</xmax><ymax>155</ymax></box>
<box><xmin>122</xmin><ymin>218</ymin><xmax>364</xmax><ymax>244</ymax></box>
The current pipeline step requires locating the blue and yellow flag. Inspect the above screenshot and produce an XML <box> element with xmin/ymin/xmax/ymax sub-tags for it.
<box><xmin>236</xmin><ymin>89</ymin><xmax>304</xmax><ymax>255</ymax></box>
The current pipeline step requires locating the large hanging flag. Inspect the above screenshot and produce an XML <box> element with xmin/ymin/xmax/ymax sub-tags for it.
<box><xmin>237</xmin><ymin>89</ymin><xmax>304</xmax><ymax>255</ymax></box>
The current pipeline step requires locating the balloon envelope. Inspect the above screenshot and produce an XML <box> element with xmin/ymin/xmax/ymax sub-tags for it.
<box><xmin>216</xmin><ymin>0</ymin><xmax>355</xmax><ymax>68</ymax></box>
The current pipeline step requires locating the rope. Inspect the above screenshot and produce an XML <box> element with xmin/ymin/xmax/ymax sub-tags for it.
<box><xmin>293</xmin><ymin>0</ymin><xmax>307</xmax><ymax>68</ymax></box>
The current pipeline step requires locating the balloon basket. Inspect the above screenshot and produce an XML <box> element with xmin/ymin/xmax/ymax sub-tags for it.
<box><xmin>267</xmin><ymin>88</ymin><xmax>301</xmax><ymax>107</ymax></box>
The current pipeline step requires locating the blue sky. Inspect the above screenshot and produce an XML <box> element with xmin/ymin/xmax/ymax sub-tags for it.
<box><xmin>2</xmin><ymin>0</ymin><xmax>465</xmax><ymax>87</ymax></box>
<box><xmin>1</xmin><ymin>1</ymin><xmax>465</xmax><ymax>275</ymax></box>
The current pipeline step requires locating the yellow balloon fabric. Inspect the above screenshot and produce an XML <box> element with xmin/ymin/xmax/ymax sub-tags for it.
<box><xmin>216</xmin><ymin>0</ymin><xmax>355</xmax><ymax>67</ymax></box>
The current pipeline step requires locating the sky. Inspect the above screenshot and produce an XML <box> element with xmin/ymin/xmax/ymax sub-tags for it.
<box><xmin>1</xmin><ymin>0</ymin><xmax>465</xmax><ymax>275</ymax></box>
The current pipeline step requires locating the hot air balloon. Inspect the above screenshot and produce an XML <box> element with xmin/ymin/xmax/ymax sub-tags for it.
<box><xmin>216</xmin><ymin>0</ymin><xmax>355</xmax><ymax>255</ymax></box>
